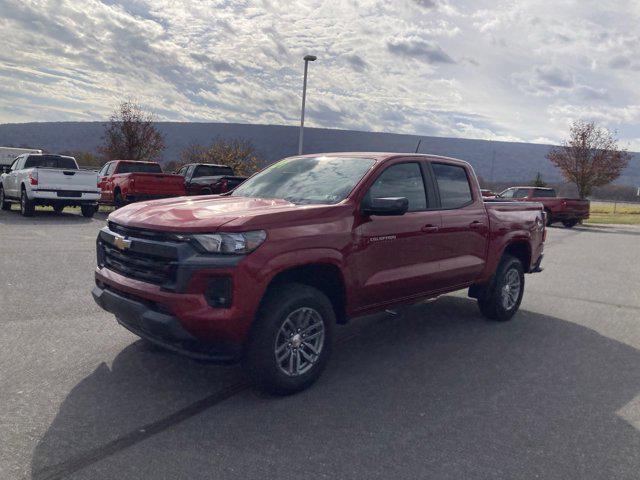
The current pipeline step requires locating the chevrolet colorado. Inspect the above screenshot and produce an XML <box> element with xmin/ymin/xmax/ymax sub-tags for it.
<box><xmin>0</xmin><ymin>153</ymin><xmax>100</xmax><ymax>217</ymax></box>
<box><xmin>497</xmin><ymin>186</ymin><xmax>589</xmax><ymax>227</ymax></box>
<box><xmin>97</xmin><ymin>160</ymin><xmax>185</xmax><ymax>207</ymax></box>
<box><xmin>93</xmin><ymin>153</ymin><xmax>545</xmax><ymax>394</ymax></box>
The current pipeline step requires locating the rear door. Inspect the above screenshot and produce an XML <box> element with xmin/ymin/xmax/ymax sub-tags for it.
<box><xmin>352</xmin><ymin>158</ymin><xmax>442</xmax><ymax>309</ymax></box>
<box><xmin>429</xmin><ymin>162</ymin><xmax>490</xmax><ymax>288</ymax></box>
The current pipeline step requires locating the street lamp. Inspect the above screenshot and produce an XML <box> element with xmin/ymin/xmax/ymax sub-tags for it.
<box><xmin>298</xmin><ymin>54</ymin><xmax>317</xmax><ymax>155</ymax></box>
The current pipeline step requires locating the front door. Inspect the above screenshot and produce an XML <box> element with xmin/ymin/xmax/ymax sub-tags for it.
<box><xmin>352</xmin><ymin>160</ymin><xmax>442</xmax><ymax>310</ymax></box>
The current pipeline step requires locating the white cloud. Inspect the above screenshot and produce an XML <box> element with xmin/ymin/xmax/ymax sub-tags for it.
<box><xmin>0</xmin><ymin>0</ymin><xmax>638</xmax><ymax>149</ymax></box>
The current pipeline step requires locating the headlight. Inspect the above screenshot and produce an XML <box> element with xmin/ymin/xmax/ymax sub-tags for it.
<box><xmin>188</xmin><ymin>230</ymin><xmax>267</xmax><ymax>254</ymax></box>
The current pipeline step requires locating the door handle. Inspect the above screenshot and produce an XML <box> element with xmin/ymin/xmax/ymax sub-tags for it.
<box><xmin>469</xmin><ymin>221</ymin><xmax>484</xmax><ymax>229</ymax></box>
<box><xmin>422</xmin><ymin>224</ymin><xmax>439</xmax><ymax>233</ymax></box>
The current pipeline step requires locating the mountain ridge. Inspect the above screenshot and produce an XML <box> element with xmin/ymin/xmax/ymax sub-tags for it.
<box><xmin>1</xmin><ymin>121</ymin><xmax>638</xmax><ymax>185</ymax></box>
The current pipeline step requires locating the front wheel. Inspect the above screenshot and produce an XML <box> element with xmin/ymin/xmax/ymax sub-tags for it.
<box><xmin>20</xmin><ymin>189</ymin><xmax>35</xmax><ymax>217</ymax></box>
<box><xmin>114</xmin><ymin>190</ymin><xmax>124</xmax><ymax>209</ymax></box>
<box><xmin>243</xmin><ymin>284</ymin><xmax>335</xmax><ymax>395</ymax></box>
<box><xmin>562</xmin><ymin>219</ymin><xmax>578</xmax><ymax>228</ymax></box>
<box><xmin>81</xmin><ymin>204</ymin><xmax>97</xmax><ymax>218</ymax></box>
<box><xmin>476</xmin><ymin>254</ymin><xmax>525</xmax><ymax>321</ymax></box>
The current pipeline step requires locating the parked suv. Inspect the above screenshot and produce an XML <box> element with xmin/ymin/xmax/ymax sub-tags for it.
<box><xmin>93</xmin><ymin>153</ymin><xmax>545</xmax><ymax>394</ymax></box>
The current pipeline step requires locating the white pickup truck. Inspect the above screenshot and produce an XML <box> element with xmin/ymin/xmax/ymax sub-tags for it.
<box><xmin>0</xmin><ymin>154</ymin><xmax>100</xmax><ymax>217</ymax></box>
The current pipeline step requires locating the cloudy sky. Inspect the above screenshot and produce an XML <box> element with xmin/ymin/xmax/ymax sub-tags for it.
<box><xmin>1</xmin><ymin>0</ymin><xmax>639</xmax><ymax>148</ymax></box>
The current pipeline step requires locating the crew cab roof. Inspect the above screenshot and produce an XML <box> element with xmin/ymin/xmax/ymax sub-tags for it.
<box><xmin>295</xmin><ymin>152</ymin><xmax>472</xmax><ymax>168</ymax></box>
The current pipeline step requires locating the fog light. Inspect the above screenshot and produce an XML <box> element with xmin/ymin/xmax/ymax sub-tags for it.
<box><xmin>205</xmin><ymin>277</ymin><xmax>232</xmax><ymax>308</ymax></box>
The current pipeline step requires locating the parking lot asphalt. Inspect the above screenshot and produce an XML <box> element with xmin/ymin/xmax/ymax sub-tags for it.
<box><xmin>1</xmin><ymin>207</ymin><xmax>640</xmax><ymax>480</ymax></box>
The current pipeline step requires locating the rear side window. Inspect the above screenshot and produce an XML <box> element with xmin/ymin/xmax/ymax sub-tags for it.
<box><xmin>24</xmin><ymin>155</ymin><xmax>77</xmax><ymax>169</ymax></box>
<box><xmin>514</xmin><ymin>188</ymin><xmax>529</xmax><ymax>198</ymax></box>
<box><xmin>532</xmin><ymin>189</ymin><xmax>556</xmax><ymax>198</ymax></box>
<box><xmin>366</xmin><ymin>162</ymin><xmax>427</xmax><ymax>212</ymax></box>
<box><xmin>194</xmin><ymin>165</ymin><xmax>233</xmax><ymax>177</ymax></box>
<box><xmin>116</xmin><ymin>162</ymin><xmax>162</xmax><ymax>174</ymax></box>
<box><xmin>432</xmin><ymin>163</ymin><xmax>473</xmax><ymax>208</ymax></box>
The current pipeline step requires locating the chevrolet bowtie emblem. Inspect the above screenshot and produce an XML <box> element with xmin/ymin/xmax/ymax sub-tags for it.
<box><xmin>113</xmin><ymin>235</ymin><xmax>132</xmax><ymax>250</ymax></box>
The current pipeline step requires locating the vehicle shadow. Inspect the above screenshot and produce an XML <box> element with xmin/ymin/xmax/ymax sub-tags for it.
<box><xmin>0</xmin><ymin>207</ymin><xmax>110</xmax><ymax>226</ymax></box>
<box><xmin>30</xmin><ymin>296</ymin><xmax>640</xmax><ymax>479</ymax></box>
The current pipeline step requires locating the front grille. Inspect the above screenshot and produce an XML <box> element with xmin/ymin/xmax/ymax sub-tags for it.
<box><xmin>101</xmin><ymin>242</ymin><xmax>174</xmax><ymax>285</ymax></box>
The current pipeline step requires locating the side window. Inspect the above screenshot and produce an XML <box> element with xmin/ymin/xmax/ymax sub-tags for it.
<box><xmin>106</xmin><ymin>162</ymin><xmax>117</xmax><ymax>175</ymax></box>
<box><xmin>177</xmin><ymin>166</ymin><xmax>187</xmax><ymax>176</ymax></box>
<box><xmin>432</xmin><ymin>163</ymin><xmax>473</xmax><ymax>209</ymax></box>
<box><xmin>500</xmin><ymin>188</ymin><xmax>514</xmax><ymax>198</ymax></box>
<box><xmin>98</xmin><ymin>163</ymin><xmax>110</xmax><ymax>176</ymax></box>
<box><xmin>532</xmin><ymin>189</ymin><xmax>556</xmax><ymax>198</ymax></box>
<box><xmin>187</xmin><ymin>165</ymin><xmax>196</xmax><ymax>178</ymax></box>
<box><xmin>366</xmin><ymin>162</ymin><xmax>427</xmax><ymax>212</ymax></box>
<box><xmin>514</xmin><ymin>188</ymin><xmax>529</xmax><ymax>198</ymax></box>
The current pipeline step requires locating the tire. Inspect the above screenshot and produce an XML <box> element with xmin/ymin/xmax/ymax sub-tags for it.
<box><xmin>0</xmin><ymin>186</ymin><xmax>10</xmax><ymax>211</ymax></box>
<box><xmin>476</xmin><ymin>254</ymin><xmax>525</xmax><ymax>321</ymax></box>
<box><xmin>53</xmin><ymin>205</ymin><xmax>65</xmax><ymax>213</ymax></box>
<box><xmin>81</xmin><ymin>204</ymin><xmax>96</xmax><ymax>218</ymax></box>
<box><xmin>562</xmin><ymin>219</ymin><xmax>578</xmax><ymax>228</ymax></box>
<box><xmin>243</xmin><ymin>283</ymin><xmax>335</xmax><ymax>395</ymax></box>
<box><xmin>114</xmin><ymin>190</ymin><xmax>124</xmax><ymax>209</ymax></box>
<box><xmin>201</xmin><ymin>188</ymin><xmax>212</xmax><ymax>195</ymax></box>
<box><xmin>20</xmin><ymin>188</ymin><xmax>35</xmax><ymax>217</ymax></box>
<box><xmin>544</xmin><ymin>209</ymin><xmax>553</xmax><ymax>226</ymax></box>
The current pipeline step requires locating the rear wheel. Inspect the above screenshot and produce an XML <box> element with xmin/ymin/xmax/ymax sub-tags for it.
<box><xmin>243</xmin><ymin>284</ymin><xmax>334</xmax><ymax>395</ymax></box>
<box><xmin>201</xmin><ymin>188</ymin><xmax>212</xmax><ymax>195</ymax></box>
<box><xmin>20</xmin><ymin>189</ymin><xmax>35</xmax><ymax>217</ymax></box>
<box><xmin>0</xmin><ymin>186</ymin><xmax>10</xmax><ymax>211</ymax></box>
<box><xmin>544</xmin><ymin>209</ymin><xmax>553</xmax><ymax>226</ymax></box>
<box><xmin>562</xmin><ymin>219</ymin><xmax>578</xmax><ymax>228</ymax></box>
<box><xmin>81</xmin><ymin>204</ymin><xmax>96</xmax><ymax>218</ymax></box>
<box><xmin>476</xmin><ymin>254</ymin><xmax>525</xmax><ymax>321</ymax></box>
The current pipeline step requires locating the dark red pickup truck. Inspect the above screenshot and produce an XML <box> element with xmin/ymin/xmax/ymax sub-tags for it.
<box><xmin>176</xmin><ymin>163</ymin><xmax>247</xmax><ymax>195</ymax></box>
<box><xmin>98</xmin><ymin>160</ymin><xmax>185</xmax><ymax>207</ymax></box>
<box><xmin>93</xmin><ymin>153</ymin><xmax>545</xmax><ymax>394</ymax></box>
<box><xmin>497</xmin><ymin>186</ymin><xmax>589</xmax><ymax>227</ymax></box>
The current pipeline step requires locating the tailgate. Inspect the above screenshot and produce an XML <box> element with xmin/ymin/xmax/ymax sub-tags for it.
<box><xmin>130</xmin><ymin>173</ymin><xmax>185</xmax><ymax>194</ymax></box>
<box><xmin>563</xmin><ymin>199</ymin><xmax>590</xmax><ymax>215</ymax></box>
<box><xmin>37</xmin><ymin>168</ymin><xmax>98</xmax><ymax>192</ymax></box>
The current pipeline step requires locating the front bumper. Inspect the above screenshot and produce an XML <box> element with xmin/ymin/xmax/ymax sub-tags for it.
<box><xmin>92</xmin><ymin>284</ymin><xmax>241</xmax><ymax>362</ymax></box>
<box><xmin>94</xmin><ymin>224</ymin><xmax>264</xmax><ymax>345</ymax></box>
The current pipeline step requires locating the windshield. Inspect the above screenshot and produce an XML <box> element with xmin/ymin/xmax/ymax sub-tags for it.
<box><xmin>232</xmin><ymin>156</ymin><xmax>375</xmax><ymax>205</ymax></box>
<box><xmin>117</xmin><ymin>162</ymin><xmax>162</xmax><ymax>174</ymax></box>
<box><xmin>194</xmin><ymin>165</ymin><xmax>234</xmax><ymax>177</ymax></box>
<box><xmin>24</xmin><ymin>155</ymin><xmax>77</xmax><ymax>169</ymax></box>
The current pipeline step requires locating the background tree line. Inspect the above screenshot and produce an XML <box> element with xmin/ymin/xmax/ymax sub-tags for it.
<box><xmin>64</xmin><ymin>101</ymin><xmax>633</xmax><ymax>200</ymax></box>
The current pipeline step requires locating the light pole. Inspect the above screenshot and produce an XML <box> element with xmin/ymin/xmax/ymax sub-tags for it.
<box><xmin>298</xmin><ymin>54</ymin><xmax>316</xmax><ymax>155</ymax></box>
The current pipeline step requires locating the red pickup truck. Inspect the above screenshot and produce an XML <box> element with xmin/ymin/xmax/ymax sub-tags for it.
<box><xmin>497</xmin><ymin>186</ymin><xmax>589</xmax><ymax>227</ymax></box>
<box><xmin>92</xmin><ymin>153</ymin><xmax>545</xmax><ymax>394</ymax></box>
<box><xmin>97</xmin><ymin>160</ymin><xmax>185</xmax><ymax>207</ymax></box>
<box><xmin>177</xmin><ymin>163</ymin><xmax>247</xmax><ymax>195</ymax></box>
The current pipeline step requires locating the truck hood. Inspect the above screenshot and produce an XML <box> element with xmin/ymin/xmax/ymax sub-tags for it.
<box><xmin>108</xmin><ymin>195</ymin><xmax>339</xmax><ymax>232</ymax></box>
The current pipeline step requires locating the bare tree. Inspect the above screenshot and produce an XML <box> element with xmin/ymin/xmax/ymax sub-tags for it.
<box><xmin>547</xmin><ymin>120</ymin><xmax>630</xmax><ymax>199</ymax></box>
<box><xmin>174</xmin><ymin>138</ymin><xmax>262</xmax><ymax>176</ymax></box>
<box><xmin>533</xmin><ymin>172</ymin><xmax>547</xmax><ymax>187</ymax></box>
<box><xmin>100</xmin><ymin>101</ymin><xmax>165</xmax><ymax>161</ymax></box>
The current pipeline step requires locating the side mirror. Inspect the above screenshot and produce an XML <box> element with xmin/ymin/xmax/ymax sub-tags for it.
<box><xmin>362</xmin><ymin>197</ymin><xmax>409</xmax><ymax>216</ymax></box>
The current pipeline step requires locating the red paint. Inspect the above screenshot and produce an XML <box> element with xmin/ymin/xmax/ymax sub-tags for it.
<box><xmin>96</xmin><ymin>153</ymin><xmax>545</xmax><ymax>345</ymax></box>
<box><xmin>98</xmin><ymin>160</ymin><xmax>185</xmax><ymax>205</ymax></box>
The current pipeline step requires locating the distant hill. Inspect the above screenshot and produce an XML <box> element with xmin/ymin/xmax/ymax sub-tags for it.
<box><xmin>0</xmin><ymin>121</ymin><xmax>638</xmax><ymax>185</ymax></box>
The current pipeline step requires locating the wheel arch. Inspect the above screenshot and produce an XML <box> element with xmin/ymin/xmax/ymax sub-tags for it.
<box><xmin>502</xmin><ymin>240</ymin><xmax>531</xmax><ymax>272</ymax></box>
<box><xmin>260</xmin><ymin>262</ymin><xmax>348</xmax><ymax>324</ymax></box>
